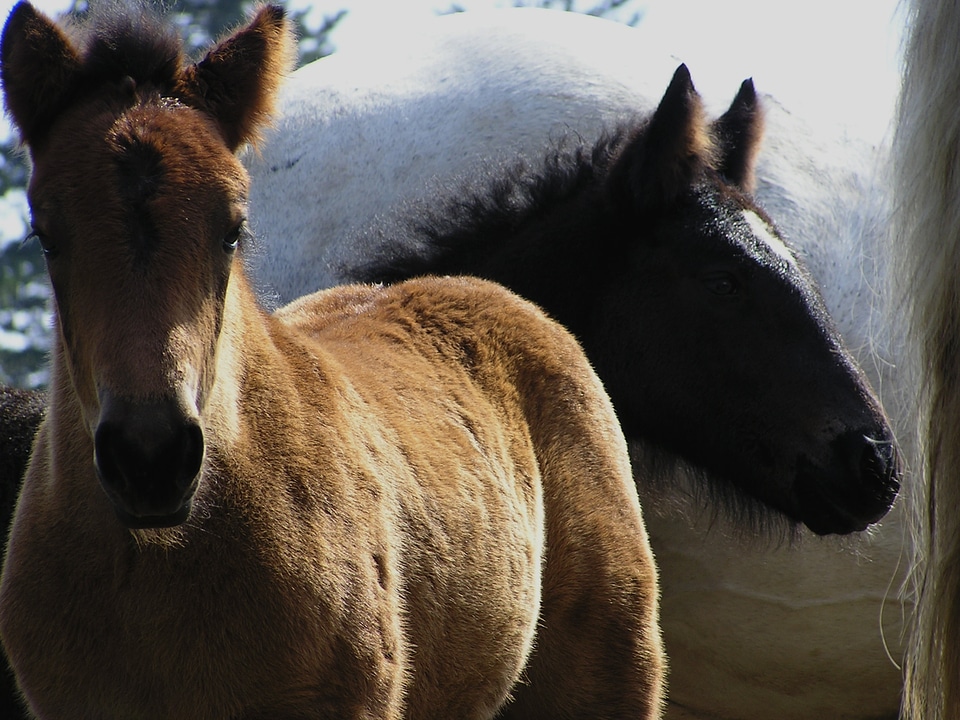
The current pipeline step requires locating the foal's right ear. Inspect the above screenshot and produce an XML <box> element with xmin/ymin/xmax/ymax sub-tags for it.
<box><xmin>1</xmin><ymin>1</ymin><xmax>82</xmax><ymax>147</ymax></box>
<box><xmin>712</xmin><ymin>78</ymin><xmax>765</xmax><ymax>193</ymax></box>
<box><xmin>608</xmin><ymin>64</ymin><xmax>715</xmax><ymax>214</ymax></box>
<box><xmin>176</xmin><ymin>5</ymin><xmax>295</xmax><ymax>152</ymax></box>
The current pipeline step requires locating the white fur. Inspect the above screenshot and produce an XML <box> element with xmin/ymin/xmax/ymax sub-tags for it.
<box><xmin>244</xmin><ymin>9</ymin><xmax>908</xmax><ymax>719</ymax></box>
<box><xmin>894</xmin><ymin>0</ymin><xmax>960</xmax><ymax>717</ymax></box>
<box><xmin>743</xmin><ymin>209</ymin><xmax>800</xmax><ymax>271</ymax></box>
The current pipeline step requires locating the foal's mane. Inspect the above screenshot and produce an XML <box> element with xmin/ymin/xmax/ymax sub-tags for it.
<box><xmin>73</xmin><ymin>4</ymin><xmax>182</xmax><ymax>85</ymax></box>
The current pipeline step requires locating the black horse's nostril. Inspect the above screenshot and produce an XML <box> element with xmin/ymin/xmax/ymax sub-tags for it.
<box><xmin>861</xmin><ymin>438</ymin><xmax>898</xmax><ymax>485</ymax></box>
<box><xmin>795</xmin><ymin>429</ymin><xmax>901</xmax><ymax>536</ymax></box>
<box><xmin>94</xmin><ymin>397</ymin><xmax>204</xmax><ymax>528</ymax></box>
<box><xmin>835</xmin><ymin>429</ymin><xmax>901</xmax><ymax>508</ymax></box>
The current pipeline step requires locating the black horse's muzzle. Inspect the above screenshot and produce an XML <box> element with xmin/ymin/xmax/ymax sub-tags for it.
<box><xmin>795</xmin><ymin>428</ymin><xmax>901</xmax><ymax>536</ymax></box>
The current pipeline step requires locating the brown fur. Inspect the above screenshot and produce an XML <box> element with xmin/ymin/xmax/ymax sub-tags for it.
<box><xmin>0</xmin><ymin>3</ymin><xmax>665</xmax><ymax>718</ymax></box>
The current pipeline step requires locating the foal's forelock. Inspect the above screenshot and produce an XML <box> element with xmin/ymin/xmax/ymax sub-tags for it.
<box><xmin>715</xmin><ymin>188</ymin><xmax>826</xmax><ymax>316</ymax></box>
<box><xmin>741</xmin><ymin>209</ymin><xmax>799</xmax><ymax>272</ymax></box>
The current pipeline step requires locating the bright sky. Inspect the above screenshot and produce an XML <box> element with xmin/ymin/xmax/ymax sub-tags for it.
<box><xmin>0</xmin><ymin>0</ymin><xmax>904</xmax><ymax>141</ymax></box>
<box><xmin>319</xmin><ymin>0</ymin><xmax>905</xmax><ymax>141</ymax></box>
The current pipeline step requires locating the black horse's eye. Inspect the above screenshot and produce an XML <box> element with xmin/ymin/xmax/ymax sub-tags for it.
<box><xmin>702</xmin><ymin>272</ymin><xmax>740</xmax><ymax>297</ymax></box>
<box><xmin>27</xmin><ymin>227</ymin><xmax>58</xmax><ymax>259</ymax></box>
<box><xmin>222</xmin><ymin>221</ymin><xmax>245</xmax><ymax>253</ymax></box>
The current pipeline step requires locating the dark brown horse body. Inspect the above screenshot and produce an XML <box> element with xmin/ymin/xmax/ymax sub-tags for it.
<box><xmin>0</xmin><ymin>4</ymin><xmax>663</xmax><ymax>718</ymax></box>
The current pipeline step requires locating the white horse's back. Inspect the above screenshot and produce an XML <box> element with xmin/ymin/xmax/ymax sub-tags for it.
<box><xmin>245</xmin><ymin>10</ymin><xmax>907</xmax><ymax>719</ymax></box>
<box><xmin>246</xmin><ymin>10</ymin><xmax>671</xmax><ymax>297</ymax></box>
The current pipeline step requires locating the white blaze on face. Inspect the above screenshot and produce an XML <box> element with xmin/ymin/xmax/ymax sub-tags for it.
<box><xmin>743</xmin><ymin>209</ymin><xmax>799</xmax><ymax>271</ymax></box>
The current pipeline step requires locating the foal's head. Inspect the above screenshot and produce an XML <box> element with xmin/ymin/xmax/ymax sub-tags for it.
<box><xmin>1</xmin><ymin>2</ymin><xmax>294</xmax><ymax>527</ymax></box>
<box><xmin>363</xmin><ymin>66</ymin><xmax>899</xmax><ymax>535</ymax></box>
<box><xmin>590</xmin><ymin>69</ymin><xmax>899</xmax><ymax>535</ymax></box>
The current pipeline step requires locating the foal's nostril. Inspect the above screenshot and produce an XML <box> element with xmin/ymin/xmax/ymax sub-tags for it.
<box><xmin>836</xmin><ymin>430</ymin><xmax>901</xmax><ymax>504</ymax></box>
<box><xmin>96</xmin><ymin>419</ymin><xmax>203</xmax><ymax>493</ymax></box>
<box><xmin>94</xmin><ymin>400</ymin><xmax>205</xmax><ymax>525</ymax></box>
<box><xmin>862</xmin><ymin>439</ymin><xmax>896</xmax><ymax>482</ymax></box>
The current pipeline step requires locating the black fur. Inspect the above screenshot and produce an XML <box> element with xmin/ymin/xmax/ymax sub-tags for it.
<box><xmin>352</xmin><ymin>126</ymin><xmax>637</xmax><ymax>335</ymax></box>
<box><xmin>0</xmin><ymin>385</ymin><xmax>43</xmax><ymax>720</ymax></box>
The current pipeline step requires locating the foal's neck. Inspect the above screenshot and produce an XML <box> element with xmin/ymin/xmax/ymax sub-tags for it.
<box><xmin>208</xmin><ymin>266</ymin><xmax>348</xmax><ymax>445</ymax></box>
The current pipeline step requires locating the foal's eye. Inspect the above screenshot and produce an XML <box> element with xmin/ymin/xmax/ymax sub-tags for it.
<box><xmin>222</xmin><ymin>222</ymin><xmax>245</xmax><ymax>253</ymax></box>
<box><xmin>701</xmin><ymin>272</ymin><xmax>740</xmax><ymax>297</ymax></box>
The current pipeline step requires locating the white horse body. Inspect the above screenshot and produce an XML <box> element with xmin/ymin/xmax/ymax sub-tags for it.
<box><xmin>245</xmin><ymin>10</ymin><xmax>907</xmax><ymax>719</ymax></box>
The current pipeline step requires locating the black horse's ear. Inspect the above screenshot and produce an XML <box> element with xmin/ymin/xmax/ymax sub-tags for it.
<box><xmin>712</xmin><ymin>78</ymin><xmax>765</xmax><ymax>193</ymax></box>
<box><xmin>176</xmin><ymin>5</ymin><xmax>295</xmax><ymax>152</ymax></box>
<box><xmin>609</xmin><ymin>64</ymin><xmax>715</xmax><ymax>214</ymax></box>
<box><xmin>1</xmin><ymin>1</ymin><xmax>82</xmax><ymax>148</ymax></box>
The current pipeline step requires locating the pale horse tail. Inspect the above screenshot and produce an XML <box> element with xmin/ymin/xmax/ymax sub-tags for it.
<box><xmin>895</xmin><ymin>0</ymin><xmax>960</xmax><ymax>716</ymax></box>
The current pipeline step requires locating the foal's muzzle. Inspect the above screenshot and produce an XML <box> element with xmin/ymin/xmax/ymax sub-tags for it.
<box><xmin>795</xmin><ymin>427</ymin><xmax>901</xmax><ymax>536</ymax></box>
<box><xmin>94</xmin><ymin>395</ymin><xmax>204</xmax><ymax>529</ymax></box>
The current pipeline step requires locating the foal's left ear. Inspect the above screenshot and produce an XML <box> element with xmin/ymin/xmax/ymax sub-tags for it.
<box><xmin>712</xmin><ymin>78</ymin><xmax>765</xmax><ymax>193</ymax></box>
<box><xmin>609</xmin><ymin>64</ymin><xmax>715</xmax><ymax>213</ymax></box>
<box><xmin>176</xmin><ymin>5</ymin><xmax>295</xmax><ymax>152</ymax></box>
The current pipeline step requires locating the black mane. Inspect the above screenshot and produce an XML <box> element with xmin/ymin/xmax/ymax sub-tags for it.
<box><xmin>350</xmin><ymin>121</ymin><xmax>643</xmax><ymax>288</ymax></box>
